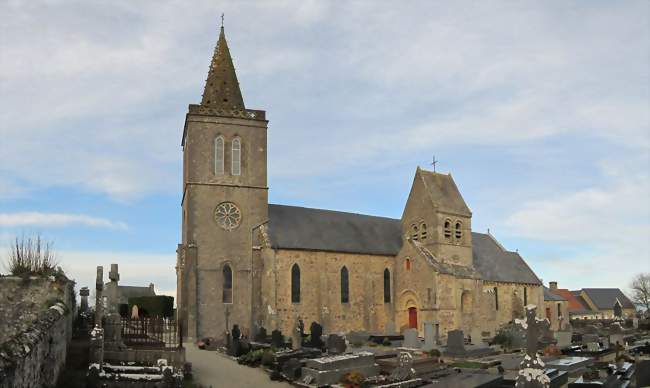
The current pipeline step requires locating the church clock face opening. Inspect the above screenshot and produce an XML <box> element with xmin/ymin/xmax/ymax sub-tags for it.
<box><xmin>214</xmin><ymin>202</ymin><xmax>242</xmax><ymax>231</ymax></box>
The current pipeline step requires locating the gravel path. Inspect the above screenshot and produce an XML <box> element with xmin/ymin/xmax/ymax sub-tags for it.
<box><xmin>185</xmin><ymin>343</ymin><xmax>291</xmax><ymax>388</ymax></box>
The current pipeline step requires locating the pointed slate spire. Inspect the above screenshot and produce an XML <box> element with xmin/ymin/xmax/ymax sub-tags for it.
<box><xmin>201</xmin><ymin>25</ymin><xmax>245</xmax><ymax>110</ymax></box>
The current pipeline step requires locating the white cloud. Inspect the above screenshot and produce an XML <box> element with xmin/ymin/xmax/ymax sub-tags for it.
<box><xmin>0</xmin><ymin>212</ymin><xmax>128</xmax><ymax>230</ymax></box>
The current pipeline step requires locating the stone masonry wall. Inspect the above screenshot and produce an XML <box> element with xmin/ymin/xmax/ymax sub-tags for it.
<box><xmin>0</xmin><ymin>277</ymin><xmax>74</xmax><ymax>388</ymax></box>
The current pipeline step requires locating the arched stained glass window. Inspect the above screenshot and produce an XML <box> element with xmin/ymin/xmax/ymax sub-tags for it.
<box><xmin>291</xmin><ymin>264</ymin><xmax>300</xmax><ymax>303</ymax></box>
<box><xmin>341</xmin><ymin>266</ymin><xmax>349</xmax><ymax>303</ymax></box>
<box><xmin>232</xmin><ymin>138</ymin><xmax>241</xmax><ymax>176</ymax></box>
<box><xmin>223</xmin><ymin>264</ymin><xmax>233</xmax><ymax>303</ymax></box>
<box><xmin>215</xmin><ymin>136</ymin><xmax>224</xmax><ymax>175</ymax></box>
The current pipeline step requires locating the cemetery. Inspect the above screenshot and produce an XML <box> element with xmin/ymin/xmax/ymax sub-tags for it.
<box><xmin>184</xmin><ymin>303</ymin><xmax>650</xmax><ymax>388</ymax></box>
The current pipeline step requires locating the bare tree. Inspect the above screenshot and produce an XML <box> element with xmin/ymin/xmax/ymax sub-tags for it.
<box><xmin>5</xmin><ymin>234</ymin><xmax>60</xmax><ymax>276</ymax></box>
<box><xmin>629</xmin><ymin>272</ymin><xmax>650</xmax><ymax>312</ymax></box>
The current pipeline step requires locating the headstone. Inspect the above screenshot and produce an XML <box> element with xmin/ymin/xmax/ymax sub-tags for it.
<box><xmin>636</xmin><ymin>360</ymin><xmax>650</xmax><ymax>388</ymax></box>
<box><xmin>255</xmin><ymin>326</ymin><xmax>268</xmax><ymax>342</ymax></box>
<box><xmin>554</xmin><ymin>331</ymin><xmax>572</xmax><ymax>348</ymax></box>
<box><xmin>292</xmin><ymin>319</ymin><xmax>302</xmax><ymax>350</ymax></box>
<box><xmin>388</xmin><ymin>352</ymin><xmax>416</xmax><ymax>382</ymax></box>
<box><xmin>309</xmin><ymin>321</ymin><xmax>324</xmax><ymax>349</ymax></box>
<box><xmin>131</xmin><ymin>305</ymin><xmax>139</xmax><ymax>320</ymax></box>
<box><xmin>327</xmin><ymin>334</ymin><xmax>346</xmax><ymax>354</ymax></box>
<box><xmin>271</xmin><ymin>329</ymin><xmax>284</xmax><ymax>348</ymax></box>
<box><xmin>403</xmin><ymin>328</ymin><xmax>419</xmax><ymax>349</ymax></box>
<box><xmin>585</xmin><ymin>342</ymin><xmax>599</xmax><ymax>352</ymax></box>
<box><xmin>385</xmin><ymin>322</ymin><xmax>396</xmax><ymax>335</ymax></box>
<box><xmin>445</xmin><ymin>329</ymin><xmax>465</xmax><ymax>355</ymax></box>
<box><xmin>80</xmin><ymin>287</ymin><xmax>90</xmax><ymax>312</ymax></box>
<box><xmin>514</xmin><ymin>305</ymin><xmax>550</xmax><ymax>388</ymax></box>
<box><xmin>95</xmin><ymin>266</ymin><xmax>104</xmax><ymax>327</ymax></box>
<box><xmin>632</xmin><ymin>317</ymin><xmax>639</xmax><ymax>329</ymax></box>
<box><xmin>230</xmin><ymin>324</ymin><xmax>242</xmax><ymax>356</ymax></box>
<box><xmin>582</xmin><ymin>334</ymin><xmax>599</xmax><ymax>345</ymax></box>
<box><xmin>423</xmin><ymin>322</ymin><xmax>435</xmax><ymax>351</ymax></box>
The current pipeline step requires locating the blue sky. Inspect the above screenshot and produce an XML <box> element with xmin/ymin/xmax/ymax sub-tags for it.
<box><xmin>1</xmin><ymin>1</ymin><xmax>648</xmax><ymax>298</ymax></box>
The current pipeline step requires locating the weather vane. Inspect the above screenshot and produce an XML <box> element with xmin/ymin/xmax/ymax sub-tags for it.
<box><xmin>221</xmin><ymin>13</ymin><xmax>225</xmax><ymax>27</ymax></box>
<box><xmin>431</xmin><ymin>155</ymin><xmax>439</xmax><ymax>172</ymax></box>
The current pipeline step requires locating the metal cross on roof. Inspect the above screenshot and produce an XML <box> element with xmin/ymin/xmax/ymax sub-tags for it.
<box><xmin>221</xmin><ymin>13</ymin><xmax>225</xmax><ymax>27</ymax></box>
<box><xmin>431</xmin><ymin>155</ymin><xmax>439</xmax><ymax>172</ymax></box>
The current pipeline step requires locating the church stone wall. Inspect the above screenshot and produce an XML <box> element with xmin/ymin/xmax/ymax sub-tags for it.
<box><xmin>483</xmin><ymin>281</ymin><xmax>544</xmax><ymax>329</ymax></box>
<box><xmin>260</xmin><ymin>248</ymin><xmax>395</xmax><ymax>336</ymax></box>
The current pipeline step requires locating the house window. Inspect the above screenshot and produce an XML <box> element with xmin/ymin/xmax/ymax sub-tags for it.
<box><xmin>383</xmin><ymin>269</ymin><xmax>391</xmax><ymax>303</ymax></box>
<box><xmin>214</xmin><ymin>136</ymin><xmax>224</xmax><ymax>175</ymax></box>
<box><xmin>231</xmin><ymin>138</ymin><xmax>241</xmax><ymax>176</ymax></box>
<box><xmin>222</xmin><ymin>264</ymin><xmax>233</xmax><ymax>303</ymax></box>
<box><xmin>291</xmin><ymin>264</ymin><xmax>300</xmax><ymax>303</ymax></box>
<box><xmin>557</xmin><ymin>303</ymin><xmax>562</xmax><ymax>318</ymax></box>
<box><xmin>444</xmin><ymin>219</ymin><xmax>452</xmax><ymax>240</ymax></box>
<box><xmin>523</xmin><ymin>287</ymin><xmax>527</xmax><ymax>305</ymax></box>
<box><xmin>405</xmin><ymin>258</ymin><xmax>411</xmax><ymax>271</ymax></box>
<box><xmin>455</xmin><ymin>221</ymin><xmax>462</xmax><ymax>241</ymax></box>
<box><xmin>494</xmin><ymin>287</ymin><xmax>499</xmax><ymax>310</ymax></box>
<box><xmin>341</xmin><ymin>266</ymin><xmax>349</xmax><ymax>303</ymax></box>
<box><xmin>420</xmin><ymin>223</ymin><xmax>427</xmax><ymax>240</ymax></box>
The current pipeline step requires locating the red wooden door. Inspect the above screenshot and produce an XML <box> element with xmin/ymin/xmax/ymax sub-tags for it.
<box><xmin>408</xmin><ymin>307</ymin><xmax>418</xmax><ymax>329</ymax></box>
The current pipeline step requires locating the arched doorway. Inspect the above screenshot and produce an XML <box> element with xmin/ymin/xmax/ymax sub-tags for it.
<box><xmin>408</xmin><ymin>307</ymin><xmax>418</xmax><ymax>329</ymax></box>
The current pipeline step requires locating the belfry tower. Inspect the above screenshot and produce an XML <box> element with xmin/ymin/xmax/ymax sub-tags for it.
<box><xmin>176</xmin><ymin>24</ymin><xmax>269</xmax><ymax>340</ymax></box>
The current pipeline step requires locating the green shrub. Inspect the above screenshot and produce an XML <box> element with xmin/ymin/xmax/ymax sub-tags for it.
<box><xmin>492</xmin><ymin>331</ymin><xmax>513</xmax><ymax>348</ymax></box>
<box><xmin>351</xmin><ymin>338</ymin><xmax>365</xmax><ymax>348</ymax></box>
<box><xmin>428</xmin><ymin>349</ymin><xmax>441</xmax><ymax>357</ymax></box>
<box><xmin>382</xmin><ymin>337</ymin><xmax>392</xmax><ymax>346</ymax></box>
<box><xmin>261</xmin><ymin>350</ymin><xmax>275</xmax><ymax>367</ymax></box>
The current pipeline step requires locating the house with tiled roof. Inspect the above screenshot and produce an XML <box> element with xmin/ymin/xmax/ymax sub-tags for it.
<box><xmin>548</xmin><ymin>282</ymin><xmax>636</xmax><ymax>319</ymax></box>
<box><xmin>543</xmin><ymin>286</ymin><xmax>569</xmax><ymax>330</ymax></box>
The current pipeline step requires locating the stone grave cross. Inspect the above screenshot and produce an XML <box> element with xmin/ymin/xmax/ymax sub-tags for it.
<box><xmin>514</xmin><ymin>305</ymin><xmax>550</xmax><ymax>388</ymax></box>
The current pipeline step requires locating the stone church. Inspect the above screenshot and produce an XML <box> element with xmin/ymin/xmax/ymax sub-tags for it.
<box><xmin>176</xmin><ymin>26</ymin><xmax>544</xmax><ymax>342</ymax></box>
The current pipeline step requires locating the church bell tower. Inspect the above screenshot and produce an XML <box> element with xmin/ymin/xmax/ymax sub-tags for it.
<box><xmin>177</xmin><ymin>24</ymin><xmax>268</xmax><ymax>340</ymax></box>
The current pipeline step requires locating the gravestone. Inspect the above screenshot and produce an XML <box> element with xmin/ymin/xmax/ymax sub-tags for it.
<box><xmin>388</xmin><ymin>352</ymin><xmax>416</xmax><ymax>382</ymax></box>
<box><xmin>230</xmin><ymin>324</ymin><xmax>243</xmax><ymax>356</ymax></box>
<box><xmin>327</xmin><ymin>334</ymin><xmax>346</xmax><ymax>354</ymax></box>
<box><xmin>423</xmin><ymin>322</ymin><xmax>435</xmax><ymax>351</ymax></box>
<box><xmin>292</xmin><ymin>319</ymin><xmax>302</xmax><ymax>350</ymax></box>
<box><xmin>582</xmin><ymin>334</ymin><xmax>599</xmax><ymax>345</ymax></box>
<box><xmin>445</xmin><ymin>329</ymin><xmax>466</xmax><ymax>356</ymax></box>
<box><xmin>271</xmin><ymin>329</ymin><xmax>284</xmax><ymax>348</ymax></box>
<box><xmin>385</xmin><ymin>322</ymin><xmax>396</xmax><ymax>335</ymax></box>
<box><xmin>585</xmin><ymin>342</ymin><xmax>599</xmax><ymax>352</ymax></box>
<box><xmin>131</xmin><ymin>304</ymin><xmax>139</xmax><ymax>320</ymax></box>
<box><xmin>80</xmin><ymin>287</ymin><xmax>90</xmax><ymax>312</ymax></box>
<box><xmin>637</xmin><ymin>360</ymin><xmax>650</xmax><ymax>388</ymax></box>
<box><xmin>95</xmin><ymin>266</ymin><xmax>104</xmax><ymax>327</ymax></box>
<box><xmin>554</xmin><ymin>331</ymin><xmax>572</xmax><ymax>348</ymax></box>
<box><xmin>255</xmin><ymin>326</ymin><xmax>268</xmax><ymax>342</ymax></box>
<box><xmin>403</xmin><ymin>328</ymin><xmax>419</xmax><ymax>349</ymax></box>
<box><xmin>309</xmin><ymin>321</ymin><xmax>324</xmax><ymax>349</ymax></box>
<box><xmin>514</xmin><ymin>305</ymin><xmax>550</xmax><ymax>388</ymax></box>
<box><xmin>632</xmin><ymin>317</ymin><xmax>639</xmax><ymax>329</ymax></box>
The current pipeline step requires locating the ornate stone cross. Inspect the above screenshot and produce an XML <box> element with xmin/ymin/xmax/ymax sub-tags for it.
<box><xmin>514</xmin><ymin>305</ymin><xmax>551</xmax><ymax>388</ymax></box>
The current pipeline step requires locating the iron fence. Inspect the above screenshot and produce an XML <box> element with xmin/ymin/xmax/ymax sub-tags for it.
<box><xmin>117</xmin><ymin>317</ymin><xmax>180</xmax><ymax>349</ymax></box>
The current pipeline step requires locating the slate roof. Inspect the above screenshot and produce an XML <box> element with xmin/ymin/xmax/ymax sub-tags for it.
<box><xmin>418</xmin><ymin>169</ymin><xmax>472</xmax><ymax>215</ymax></box>
<box><xmin>267</xmin><ymin>204</ymin><xmax>540</xmax><ymax>284</ymax></box>
<box><xmin>581</xmin><ymin>288</ymin><xmax>635</xmax><ymax>310</ymax></box>
<box><xmin>544</xmin><ymin>286</ymin><xmax>567</xmax><ymax>301</ymax></box>
<box><xmin>268</xmin><ymin>204</ymin><xmax>402</xmax><ymax>256</ymax></box>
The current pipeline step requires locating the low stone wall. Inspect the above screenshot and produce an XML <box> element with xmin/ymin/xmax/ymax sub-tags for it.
<box><xmin>0</xmin><ymin>276</ymin><xmax>74</xmax><ymax>388</ymax></box>
<box><xmin>103</xmin><ymin>348</ymin><xmax>186</xmax><ymax>368</ymax></box>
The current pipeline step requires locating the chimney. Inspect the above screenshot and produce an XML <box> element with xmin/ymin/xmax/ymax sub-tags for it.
<box><xmin>549</xmin><ymin>281</ymin><xmax>558</xmax><ymax>290</ymax></box>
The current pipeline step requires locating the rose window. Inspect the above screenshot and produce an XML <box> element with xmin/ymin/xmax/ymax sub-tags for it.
<box><xmin>214</xmin><ymin>202</ymin><xmax>242</xmax><ymax>231</ymax></box>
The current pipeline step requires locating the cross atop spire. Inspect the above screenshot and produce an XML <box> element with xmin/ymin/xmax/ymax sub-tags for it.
<box><xmin>200</xmin><ymin>23</ymin><xmax>245</xmax><ymax>110</ymax></box>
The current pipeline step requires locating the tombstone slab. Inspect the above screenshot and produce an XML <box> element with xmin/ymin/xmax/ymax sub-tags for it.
<box><xmin>423</xmin><ymin>322</ymin><xmax>435</xmax><ymax>351</ymax></box>
<box><xmin>327</xmin><ymin>334</ymin><xmax>346</xmax><ymax>355</ymax></box>
<box><xmin>554</xmin><ymin>331</ymin><xmax>572</xmax><ymax>348</ymax></box>
<box><xmin>402</xmin><ymin>329</ymin><xmax>419</xmax><ymax>349</ymax></box>
<box><xmin>444</xmin><ymin>329</ymin><xmax>466</xmax><ymax>356</ymax></box>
